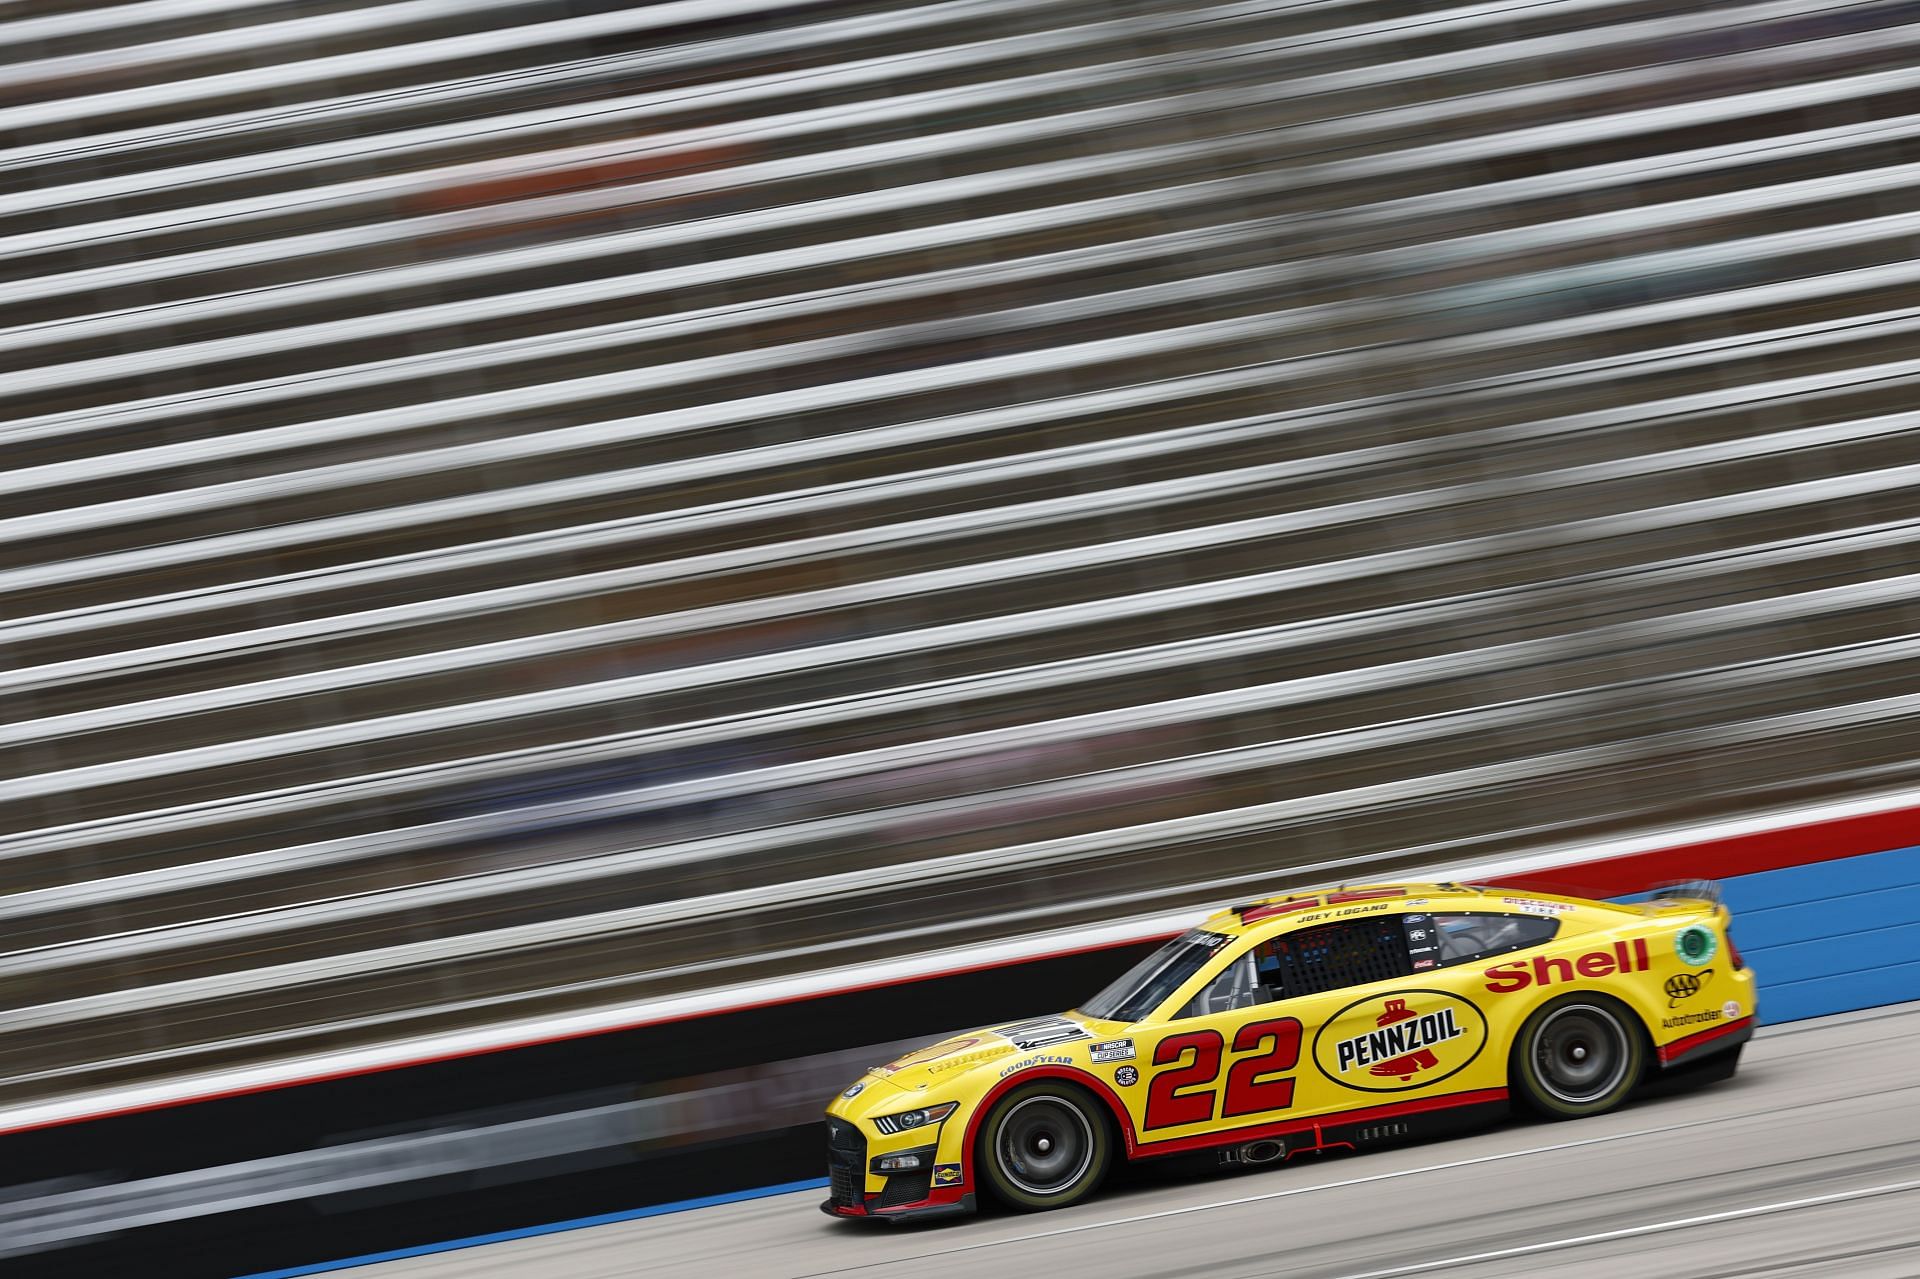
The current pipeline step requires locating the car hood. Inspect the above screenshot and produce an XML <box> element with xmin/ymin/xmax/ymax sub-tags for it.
<box><xmin>859</xmin><ymin>1012</ymin><xmax>1116</xmax><ymax>1095</ymax></box>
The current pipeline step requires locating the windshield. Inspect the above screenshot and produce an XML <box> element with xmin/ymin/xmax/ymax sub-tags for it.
<box><xmin>1078</xmin><ymin>929</ymin><xmax>1232</xmax><ymax>1023</ymax></box>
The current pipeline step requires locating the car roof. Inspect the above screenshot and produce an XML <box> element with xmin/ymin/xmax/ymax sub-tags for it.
<box><xmin>1196</xmin><ymin>881</ymin><xmax>1620</xmax><ymax>939</ymax></box>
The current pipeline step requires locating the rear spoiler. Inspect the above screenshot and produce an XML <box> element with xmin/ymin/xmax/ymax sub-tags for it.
<box><xmin>1650</xmin><ymin>879</ymin><xmax>1724</xmax><ymax>905</ymax></box>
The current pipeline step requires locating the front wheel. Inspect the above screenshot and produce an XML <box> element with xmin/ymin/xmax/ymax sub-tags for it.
<box><xmin>1511</xmin><ymin>995</ymin><xmax>1645</xmax><ymax>1119</ymax></box>
<box><xmin>975</xmin><ymin>1082</ymin><xmax>1112</xmax><ymax>1212</ymax></box>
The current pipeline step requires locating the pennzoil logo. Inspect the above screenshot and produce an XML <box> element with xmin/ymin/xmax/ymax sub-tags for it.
<box><xmin>1313</xmin><ymin>991</ymin><xmax>1488</xmax><ymax>1094</ymax></box>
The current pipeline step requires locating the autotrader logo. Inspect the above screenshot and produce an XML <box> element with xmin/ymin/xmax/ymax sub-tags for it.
<box><xmin>1664</xmin><ymin>969</ymin><xmax>1714</xmax><ymax>1007</ymax></box>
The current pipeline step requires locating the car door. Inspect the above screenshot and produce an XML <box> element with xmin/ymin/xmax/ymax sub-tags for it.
<box><xmin>1305</xmin><ymin>906</ymin><xmax>1566</xmax><ymax>1110</ymax></box>
<box><xmin>1302</xmin><ymin>908</ymin><xmax>1500</xmax><ymax>1108</ymax></box>
<box><xmin>1112</xmin><ymin>938</ymin><xmax>1309</xmax><ymax>1152</ymax></box>
<box><xmin>1120</xmin><ymin>909</ymin><xmax>1538</xmax><ymax>1152</ymax></box>
<box><xmin>1117</xmin><ymin>912</ymin><xmax>1421</xmax><ymax>1151</ymax></box>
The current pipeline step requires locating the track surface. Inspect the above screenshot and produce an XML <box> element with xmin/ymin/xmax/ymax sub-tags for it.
<box><xmin>364</xmin><ymin>1004</ymin><xmax>1920</xmax><ymax>1279</ymax></box>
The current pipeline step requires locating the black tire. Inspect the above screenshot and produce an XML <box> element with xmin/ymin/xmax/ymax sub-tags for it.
<box><xmin>1510</xmin><ymin>994</ymin><xmax>1646</xmax><ymax>1119</ymax></box>
<box><xmin>975</xmin><ymin>1081</ymin><xmax>1113</xmax><ymax>1212</ymax></box>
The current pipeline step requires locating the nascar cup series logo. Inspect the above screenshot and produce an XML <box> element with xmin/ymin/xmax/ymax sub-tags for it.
<box><xmin>1314</xmin><ymin>991</ymin><xmax>1488</xmax><ymax>1094</ymax></box>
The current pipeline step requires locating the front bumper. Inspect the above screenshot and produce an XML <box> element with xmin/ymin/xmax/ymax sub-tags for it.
<box><xmin>820</xmin><ymin>1191</ymin><xmax>976</xmax><ymax>1223</ymax></box>
<box><xmin>824</xmin><ymin>1115</ymin><xmax>974</xmax><ymax>1221</ymax></box>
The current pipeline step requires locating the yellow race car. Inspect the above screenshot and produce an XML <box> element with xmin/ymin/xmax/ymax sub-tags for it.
<box><xmin>823</xmin><ymin>881</ymin><xmax>1751</xmax><ymax>1220</ymax></box>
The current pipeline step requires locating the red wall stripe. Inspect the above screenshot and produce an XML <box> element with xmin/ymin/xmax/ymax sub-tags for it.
<box><xmin>1484</xmin><ymin>804</ymin><xmax>1920</xmax><ymax>898</ymax></box>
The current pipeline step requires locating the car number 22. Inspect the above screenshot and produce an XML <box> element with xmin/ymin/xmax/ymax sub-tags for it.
<box><xmin>1144</xmin><ymin>1017</ymin><xmax>1302</xmax><ymax>1129</ymax></box>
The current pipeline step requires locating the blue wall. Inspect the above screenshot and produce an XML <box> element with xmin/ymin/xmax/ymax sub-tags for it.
<box><xmin>1716</xmin><ymin>844</ymin><xmax>1920</xmax><ymax>1024</ymax></box>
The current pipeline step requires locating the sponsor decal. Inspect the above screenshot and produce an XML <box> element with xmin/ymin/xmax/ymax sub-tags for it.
<box><xmin>1333</xmin><ymin>902</ymin><xmax>1392</xmax><ymax>917</ymax></box>
<box><xmin>1722</xmin><ymin>1000</ymin><xmax>1741</xmax><ymax>1019</ymax></box>
<box><xmin>1313</xmin><ymin>991</ymin><xmax>1488</xmax><ymax>1093</ymax></box>
<box><xmin>1663</xmin><ymin>1009</ymin><xmax>1723</xmax><ymax>1029</ymax></box>
<box><xmin>841</xmin><ymin>1082</ymin><xmax>865</xmax><ymax>1100</ymax></box>
<box><xmin>1405</xmin><ymin>912</ymin><xmax>1442</xmax><ymax>970</ymax></box>
<box><xmin>925</xmin><ymin>1049</ymin><xmax>1002</xmax><ymax>1076</ymax></box>
<box><xmin>1664</xmin><ymin>969</ymin><xmax>1713</xmax><ymax>1006</ymax></box>
<box><xmin>1326</xmin><ymin>888</ymin><xmax>1405</xmax><ymax>904</ymax></box>
<box><xmin>998</xmin><ymin>1053</ymin><xmax>1074</xmax><ymax>1079</ymax></box>
<box><xmin>1240</xmin><ymin>898</ymin><xmax>1322</xmax><ymax>923</ymax></box>
<box><xmin>932</xmin><ymin>1164</ymin><xmax>963</xmax><ymax>1187</ymax></box>
<box><xmin>1501</xmin><ymin>897</ymin><xmax>1574</xmax><ymax>915</ymax></box>
<box><xmin>1089</xmin><ymin>1039</ymin><xmax>1136</xmax><ymax>1064</ymax></box>
<box><xmin>1484</xmin><ymin>939</ymin><xmax>1651</xmax><ymax>993</ymax></box>
<box><xmin>877</xmin><ymin>1036</ymin><xmax>985</xmax><ymax>1074</ymax></box>
<box><xmin>1335</xmin><ymin>1000</ymin><xmax>1463</xmax><ymax>1077</ymax></box>
<box><xmin>1675</xmin><ymin>925</ymin><xmax>1718</xmax><ymax>967</ymax></box>
<box><xmin>995</xmin><ymin>1016</ymin><xmax>1092</xmax><ymax>1051</ymax></box>
<box><xmin>1113</xmin><ymin>1065</ymin><xmax>1140</xmax><ymax>1087</ymax></box>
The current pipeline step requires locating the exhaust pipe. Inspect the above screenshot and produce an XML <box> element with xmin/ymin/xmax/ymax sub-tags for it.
<box><xmin>1238</xmin><ymin>1139</ymin><xmax>1285</xmax><ymax>1165</ymax></box>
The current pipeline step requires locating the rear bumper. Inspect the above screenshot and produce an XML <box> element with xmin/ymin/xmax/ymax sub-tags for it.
<box><xmin>1659</xmin><ymin>1015</ymin><xmax>1754</xmax><ymax>1068</ymax></box>
<box><xmin>820</xmin><ymin>1191</ymin><xmax>976</xmax><ymax>1223</ymax></box>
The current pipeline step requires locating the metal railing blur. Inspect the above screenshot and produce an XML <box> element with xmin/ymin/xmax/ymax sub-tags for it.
<box><xmin>4</xmin><ymin>0</ymin><xmax>1920</xmax><ymax>1104</ymax></box>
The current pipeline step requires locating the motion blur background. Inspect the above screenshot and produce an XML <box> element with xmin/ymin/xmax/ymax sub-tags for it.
<box><xmin>6</xmin><ymin>0</ymin><xmax>1920</xmax><ymax>1270</ymax></box>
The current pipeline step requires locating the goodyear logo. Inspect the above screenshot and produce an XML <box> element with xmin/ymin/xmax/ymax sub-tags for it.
<box><xmin>1313</xmin><ymin>991</ymin><xmax>1488</xmax><ymax>1094</ymax></box>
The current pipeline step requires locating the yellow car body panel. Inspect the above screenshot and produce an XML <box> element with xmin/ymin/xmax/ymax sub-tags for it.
<box><xmin>824</xmin><ymin>882</ymin><xmax>1753</xmax><ymax>1220</ymax></box>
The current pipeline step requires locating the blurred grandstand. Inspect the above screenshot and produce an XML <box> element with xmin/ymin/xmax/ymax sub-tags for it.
<box><xmin>5</xmin><ymin>0</ymin><xmax>1920</xmax><ymax>1110</ymax></box>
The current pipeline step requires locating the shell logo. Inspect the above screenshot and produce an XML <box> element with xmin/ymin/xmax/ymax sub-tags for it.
<box><xmin>1313</xmin><ymin>990</ymin><xmax>1489</xmax><ymax>1093</ymax></box>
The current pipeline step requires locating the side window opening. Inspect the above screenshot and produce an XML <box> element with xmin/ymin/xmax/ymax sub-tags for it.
<box><xmin>1407</xmin><ymin>911</ymin><xmax>1559</xmax><ymax>970</ymax></box>
<box><xmin>1183</xmin><ymin>951</ymin><xmax>1266</xmax><ymax>1018</ymax></box>
<box><xmin>1182</xmin><ymin>915</ymin><xmax>1412</xmax><ymax>1016</ymax></box>
<box><xmin>1279</xmin><ymin>915</ymin><xmax>1414</xmax><ymax>995</ymax></box>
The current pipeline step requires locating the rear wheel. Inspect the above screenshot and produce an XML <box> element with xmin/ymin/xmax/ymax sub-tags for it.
<box><xmin>1511</xmin><ymin>995</ymin><xmax>1645</xmax><ymax>1119</ymax></box>
<box><xmin>975</xmin><ymin>1082</ymin><xmax>1112</xmax><ymax>1211</ymax></box>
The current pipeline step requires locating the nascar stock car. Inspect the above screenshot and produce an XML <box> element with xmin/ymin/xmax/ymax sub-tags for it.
<box><xmin>823</xmin><ymin>881</ymin><xmax>1751</xmax><ymax>1220</ymax></box>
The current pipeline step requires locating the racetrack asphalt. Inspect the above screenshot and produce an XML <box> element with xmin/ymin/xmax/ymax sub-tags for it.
<box><xmin>358</xmin><ymin>1002</ymin><xmax>1920</xmax><ymax>1279</ymax></box>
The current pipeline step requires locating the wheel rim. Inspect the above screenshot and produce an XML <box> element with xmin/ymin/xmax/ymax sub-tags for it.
<box><xmin>1533</xmin><ymin>1004</ymin><xmax>1629</xmax><ymax>1103</ymax></box>
<box><xmin>995</xmin><ymin>1096</ymin><xmax>1094</xmax><ymax>1195</ymax></box>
